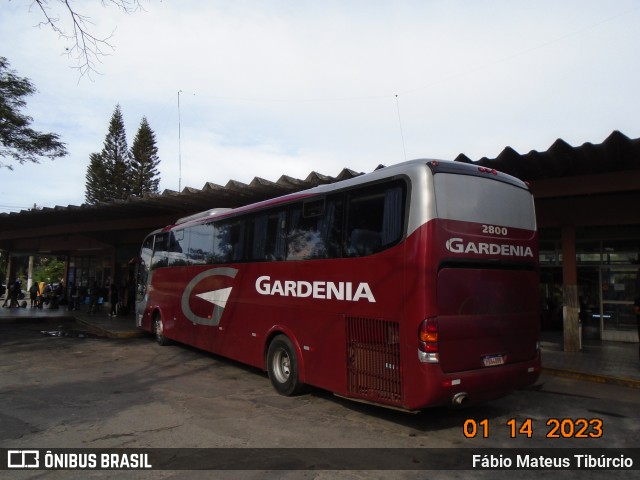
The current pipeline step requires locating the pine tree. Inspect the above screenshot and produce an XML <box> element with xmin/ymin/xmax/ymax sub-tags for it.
<box><xmin>84</xmin><ymin>152</ymin><xmax>107</xmax><ymax>204</ymax></box>
<box><xmin>102</xmin><ymin>105</ymin><xmax>131</xmax><ymax>200</ymax></box>
<box><xmin>84</xmin><ymin>105</ymin><xmax>131</xmax><ymax>204</ymax></box>
<box><xmin>130</xmin><ymin>116</ymin><xmax>161</xmax><ymax>197</ymax></box>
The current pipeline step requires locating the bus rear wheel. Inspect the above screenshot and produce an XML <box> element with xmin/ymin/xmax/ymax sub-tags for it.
<box><xmin>267</xmin><ymin>335</ymin><xmax>305</xmax><ymax>396</ymax></box>
<box><xmin>153</xmin><ymin>313</ymin><xmax>170</xmax><ymax>346</ymax></box>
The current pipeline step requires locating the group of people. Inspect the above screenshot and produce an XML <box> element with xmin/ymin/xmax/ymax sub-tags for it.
<box><xmin>30</xmin><ymin>281</ymin><xmax>65</xmax><ymax>309</ymax></box>
<box><xmin>1</xmin><ymin>278</ymin><xmax>25</xmax><ymax>308</ymax></box>
<box><xmin>1</xmin><ymin>278</ymin><xmax>67</xmax><ymax>309</ymax></box>
<box><xmin>85</xmin><ymin>280</ymin><xmax>135</xmax><ymax>317</ymax></box>
<box><xmin>1</xmin><ymin>278</ymin><xmax>136</xmax><ymax>316</ymax></box>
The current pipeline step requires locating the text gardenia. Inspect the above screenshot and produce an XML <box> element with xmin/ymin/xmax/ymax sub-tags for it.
<box><xmin>255</xmin><ymin>276</ymin><xmax>376</xmax><ymax>303</ymax></box>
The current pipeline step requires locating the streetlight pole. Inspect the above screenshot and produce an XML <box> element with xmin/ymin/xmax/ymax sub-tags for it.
<box><xmin>178</xmin><ymin>90</ymin><xmax>182</xmax><ymax>192</ymax></box>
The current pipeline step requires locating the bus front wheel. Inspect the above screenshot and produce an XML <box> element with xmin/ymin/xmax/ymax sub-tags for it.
<box><xmin>267</xmin><ymin>335</ymin><xmax>305</xmax><ymax>396</ymax></box>
<box><xmin>153</xmin><ymin>313</ymin><xmax>170</xmax><ymax>346</ymax></box>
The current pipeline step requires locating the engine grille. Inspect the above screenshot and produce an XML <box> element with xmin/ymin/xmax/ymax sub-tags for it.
<box><xmin>346</xmin><ymin>316</ymin><xmax>403</xmax><ymax>404</ymax></box>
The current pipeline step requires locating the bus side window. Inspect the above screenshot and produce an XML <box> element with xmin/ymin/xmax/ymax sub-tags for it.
<box><xmin>345</xmin><ymin>183</ymin><xmax>405</xmax><ymax>257</ymax></box>
<box><xmin>151</xmin><ymin>233</ymin><xmax>169</xmax><ymax>269</ymax></box>
<box><xmin>168</xmin><ymin>229</ymin><xmax>189</xmax><ymax>267</ymax></box>
<box><xmin>250</xmin><ymin>209</ymin><xmax>286</xmax><ymax>261</ymax></box>
<box><xmin>187</xmin><ymin>222</ymin><xmax>215</xmax><ymax>264</ymax></box>
<box><xmin>137</xmin><ymin>235</ymin><xmax>154</xmax><ymax>301</ymax></box>
<box><xmin>213</xmin><ymin>219</ymin><xmax>246</xmax><ymax>263</ymax></box>
<box><xmin>287</xmin><ymin>197</ymin><xmax>342</xmax><ymax>260</ymax></box>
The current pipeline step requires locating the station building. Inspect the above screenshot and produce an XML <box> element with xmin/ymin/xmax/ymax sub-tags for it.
<box><xmin>1</xmin><ymin>130</ymin><xmax>639</xmax><ymax>352</ymax></box>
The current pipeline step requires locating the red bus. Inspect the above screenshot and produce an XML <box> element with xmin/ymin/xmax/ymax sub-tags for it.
<box><xmin>136</xmin><ymin>159</ymin><xmax>540</xmax><ymax>411</ymax></box>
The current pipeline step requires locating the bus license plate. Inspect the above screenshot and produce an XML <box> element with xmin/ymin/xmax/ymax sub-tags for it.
<box><xmin>482</xmin><ymin>355</ymin><xmax>505</xmax><ymax>367</ymax></box>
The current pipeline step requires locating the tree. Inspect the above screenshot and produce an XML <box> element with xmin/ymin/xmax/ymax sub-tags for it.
<box><xmin>130</xmin><ymin>117</ymin><xmax>161</xmax><ymax>197</ymax></box>
<box><xmin>0</xmin><ymin>56</ymin><xmax>67</xmax><ymax>170</ymax></box>
<box><xmin>85</xmin><ymin>105</ymin><xmax>131</xmax><ymax>204</ymax></box>
<box><xmin>84</xmin><ymin>152</ymin><xmax>108</xmax><ymax>204</ymax></box>
<box><xmin>32</xmin><ymin>0</ymin><xmax>144</xmax><ymax>78</ymax></box>
<box><xmin>33</xmin><ymin>256</ymin><xmax>66</xmax><ymax>284</ymax></box>
<box><xmin>85</xmin><ymin>106</ymin><xmax>161</xmax><ymax>203</ymax></box>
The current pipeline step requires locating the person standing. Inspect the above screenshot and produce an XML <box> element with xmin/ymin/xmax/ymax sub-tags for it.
<box><xmin>9</xmin><ymin>278</ymin><xmax>21</xmax><ymax>308</ymax></box>
<box><xmin>88</xmin><ymin>281</ymin><xmax>99</xmax><ymax>314</ymax></box>
<box><xmin>109</xmin><ymin>282</ymin><xmax>119</xmax><ymax>317</ymax></box>
<box><xmin>68</xmin><ymin>282</ymin><xmax>78</xmax><ymax>311</ymax></box>
<box><xmin>29</xmin><ymin>282</ymin><xmax>40</xmax><ymax>308</ymax></box>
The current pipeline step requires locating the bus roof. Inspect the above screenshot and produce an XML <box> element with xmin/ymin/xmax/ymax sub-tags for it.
<box><xmin>169</xmin><ymin>159</ymin><xmax>529</xmax><ymax>229</ymax></box>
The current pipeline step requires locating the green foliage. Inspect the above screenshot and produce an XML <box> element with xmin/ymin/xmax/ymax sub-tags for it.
<box><xmin>85</xmin><ymin>152</ymin><xmax>108</xmax><ymax>204</ymax></box>
<box><xmin>0</xmin><ymin>56</ymin><xmax>67</xmax><ymax>169</ymax></box>
<box><xmin>85</xmin><ymin>105</ymin><xmax>130</xmax><ymax>204</ymax></box>
<box><xmin>33</xmin><ymin>257</ymin><xmax>66</xmax><ymax>284</ymax></box>
<box><xmin>85</xmin><ymin>106</ymin><xmax>161</xmax><ymax>204</ymax></box>
<box><xmin>130</xmin><ymin>116</ymin><xmax>161</xmax><ymax>196</ymax></box>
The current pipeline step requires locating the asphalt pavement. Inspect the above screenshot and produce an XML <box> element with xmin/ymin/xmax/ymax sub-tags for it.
<box><xmin>2</xmin><ymin>302</ymin><xmax>639</xmax><ymax>389</ymax></box>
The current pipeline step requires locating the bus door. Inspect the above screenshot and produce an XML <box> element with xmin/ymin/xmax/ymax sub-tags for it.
<box><xmin>135</xmin><ymin>234</ymin><xmax>156</xmax><ymax>327</ymax></box>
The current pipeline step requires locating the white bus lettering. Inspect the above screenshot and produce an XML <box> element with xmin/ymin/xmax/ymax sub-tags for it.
<box><xmin>327</xmin><ymin>282</ymin><xmax>344</xmax><ymax>300</ymax></box>
<box><xmin>313</xmin><ymin>281</ymin><xmax>326</xmax><ymax>299</ymax></box>
<box><xmin>297</xmin><ymin>281</ymin><xmax>312</xmax><ymax>297</ymax></box>
<box><xmin>255</xmin><ymin>277</ymin><xmax>376</xmax><ymax>303</ymax></box>
<box><xmin>256</xmin><ymin>275</ymin><xmax>271</xmax><ymax>294</ymax></box>
<box><xmin>352</xmin><ymin>283</ymin><xmax>375</xmax><ymax>302</ymax></box>
<box><xmin>445</xmin><ymin>238</ymin><xmax>534</xmax><ymax>258</ymax></box>
<box><xmin>284</xmin><ymin>280</ymin><xmax>296</xmax><ymax>296</ymax></box>
<box><xmin>446</xmin><ymin>238</ymin><xmax>464</xmax><ymax>253</ymax></box>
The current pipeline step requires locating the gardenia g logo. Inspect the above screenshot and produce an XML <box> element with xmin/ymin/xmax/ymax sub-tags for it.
<box><xmin>181</xmin><ymin>267</ymin><xmax>238</xmax><ymax>326</ymax></box>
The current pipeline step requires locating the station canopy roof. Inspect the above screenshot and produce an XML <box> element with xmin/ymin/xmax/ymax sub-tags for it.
<box><xmin>0</xmin><ymin>130</ymin><xmax>638</xmax><ymax>234</ymax></box>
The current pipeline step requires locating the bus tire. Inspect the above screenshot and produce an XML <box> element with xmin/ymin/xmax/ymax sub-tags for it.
<box><xmin>153</xmin><ymin>313</ymin><xmax>171</xmax><ymax>346</ymax></box>
<box><xmin>267</xmin><ymin>335</ymin><xmax>305</xmax><ymax>396</ymax></box>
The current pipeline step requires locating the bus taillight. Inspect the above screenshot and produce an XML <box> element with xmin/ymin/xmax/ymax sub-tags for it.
<box><xmin>418</xmin><ymin>318</ymin><xmax>440</xmax><ymax>363</ymax></box>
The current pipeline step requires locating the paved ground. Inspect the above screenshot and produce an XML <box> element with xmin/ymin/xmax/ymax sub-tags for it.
<box><xmin>1</xmin><ymin>314</ymin><xmax>639</xmax><ymax>479</ymax></box>
<box><xmin>3</xmin><ymin>304</ymin><xmax>639</xmax><ymax>388</ymax></box>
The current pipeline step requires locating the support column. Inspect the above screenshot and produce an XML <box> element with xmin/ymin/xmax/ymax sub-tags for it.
<box><xmin>27</xmin><ymin>256</ymin><xmax>35</xmax><ymax>291</ymax></box>
<box><xmin>3</xmin><ymin>254</ymin><xmax>16</xmax><ymax>304</ymax></box>
<box><xmin>562</xmin><ymin>226</ymin><xmax>581</xmax><ymax>352</ymax></box>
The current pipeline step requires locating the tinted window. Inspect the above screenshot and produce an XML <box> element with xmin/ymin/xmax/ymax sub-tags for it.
<box><xmin>168</xmin><ymin>230</ymin><xmax>189</xmax><ymax>266</ymax></box>
<box><xmin>188</xmin><ymin>222</ymin><xmax>215</xmax><ymax>264</ymax></box>
<box><xmin>213</xmin><ymin>219</ymin><xmax>246</xmax><ymax>263</ymax></box>
<box><xmin>151</xmin><ymin>232</ymin><xmax>169</xmax><ymax>269</ymax></box>
<box><xmin>345</xmin><ymin>182</ymin><xmax>405</xmax><ymax>257</ymax></box>
<box><xmin>137</xmin><ymin>235</ymin><xmax>155</xmax><ymax>301</ymax></box>
<box><xmin>249</xmin><ymin>209</ymin><xmax>286</xmax><ymax>261</ymax></box>
<box><xmin>287</xmin><ymin>196</ymin><xmax>343</xmax><ymax>260</ymax></box>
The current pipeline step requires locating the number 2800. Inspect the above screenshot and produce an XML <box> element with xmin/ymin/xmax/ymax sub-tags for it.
<box><xmin>482</xmin><ymin>224</ymin><xmax>508</xmax><ymax>236</ymax></box>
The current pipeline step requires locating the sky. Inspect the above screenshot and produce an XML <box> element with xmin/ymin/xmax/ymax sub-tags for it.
<box><xmin>1</xmin><ymin>0</ymin><xmax>639</xmax><ymax>213</ymax></box>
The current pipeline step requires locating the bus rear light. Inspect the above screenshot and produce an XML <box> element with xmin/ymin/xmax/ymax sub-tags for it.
<box><xmin>420</xmin><ymin>343</ymin><xmax>438</xmax><ymax>353</ymax></box>
<box><xmin>418</xmin><ymin>351</ymin><xmax>439</xmax><ymax>363</ymax></box>
<box><xmin>418</xmin><ymin>318</ymin><xmax>439</xmax><ymax>363</ymax></box>
<box><xmin>418</xmin><ymin>318</ymin><xmax>438</xmax><ymax>343</ymax></box>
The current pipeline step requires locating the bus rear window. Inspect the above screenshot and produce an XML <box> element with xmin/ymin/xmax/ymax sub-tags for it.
<box><xmin>433</xmin><ymin>173</ymin><xmax>535</xmax><ymax>230</ymax></box>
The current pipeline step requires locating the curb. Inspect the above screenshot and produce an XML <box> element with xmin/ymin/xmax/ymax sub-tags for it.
<box><xmin>542</xmin><ymin>367</ymin><xmax>640</xmax><ymax>390</ymax></box>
